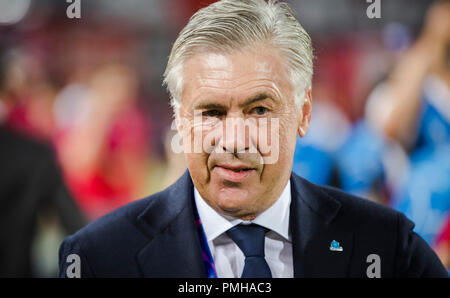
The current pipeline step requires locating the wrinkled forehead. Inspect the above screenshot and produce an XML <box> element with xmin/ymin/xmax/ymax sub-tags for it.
<box><xmin>181</xmin><ymin>46</ymin><xmax>292</xmax><ymax>97</ymax></box>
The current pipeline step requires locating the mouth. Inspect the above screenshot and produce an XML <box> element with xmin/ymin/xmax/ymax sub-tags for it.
<box><xmin>213</xmin><ymin>164</ymin><xmax>256</xmax><ymax>183</ymax></box>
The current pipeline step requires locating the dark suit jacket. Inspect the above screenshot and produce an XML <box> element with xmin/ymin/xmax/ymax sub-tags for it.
<box><xmin>58</xmin><ymin>170</ymin><xmax>448</xmax><ymax>277</ymax></box>
<box><xmin>0</xmin><ymin>128</ymin><xmax>86</xmax><ymax>277</ymax></box>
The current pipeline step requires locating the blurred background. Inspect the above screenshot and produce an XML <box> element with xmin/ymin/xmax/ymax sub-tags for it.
<box><xmin>0</xmin><ymin>0</ymin><xmax>448</xmax><ymax>277</ymax></box>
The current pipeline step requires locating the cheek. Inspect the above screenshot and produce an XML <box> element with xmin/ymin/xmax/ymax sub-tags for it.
<box><xmin>179</xmin><ymin>115</ymin><xmax>220</xmax><ymax>154</ymax></box>
<box><xmin>276</xmin><ymin>117</ymin><xmax>298</xmax><ymax>160</ymax></box>
<box><xmin>185</xmin><ymin>152</ymin><xmax>212</xmax><ymax>190</ymax></box>
<box><xmin>185</xmin><ymin>152</ymin><xmax>208</xmax><ymax>169</ymax></box>
<box><xmin>256</xmin><ymin>113</ymin><xmax>297</xmax><ymax>165</ymax></box>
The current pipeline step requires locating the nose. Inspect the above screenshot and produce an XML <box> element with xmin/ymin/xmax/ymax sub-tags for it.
<box><xmin>220</xmin><ymin>117</ymin><xmax>250</xmax><ymax>154</ymax></box>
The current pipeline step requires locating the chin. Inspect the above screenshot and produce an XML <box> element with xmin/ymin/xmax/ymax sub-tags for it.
<box><xmin>214</xmin><ymin>191</ymin><xmax>256</xmax><ymax>217</ymax></box>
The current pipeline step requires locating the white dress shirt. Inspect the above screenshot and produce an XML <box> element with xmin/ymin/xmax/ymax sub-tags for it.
<box><xmin>194</xmin><ymin>181</ymin><xmax>293</xmax><ymax>278</ymax></box>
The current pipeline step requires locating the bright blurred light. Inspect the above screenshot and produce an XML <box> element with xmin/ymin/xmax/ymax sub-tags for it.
<box><xmin>0</xmin><ymin>0</ymin><xmax>31</xmax><ymax>25</ymax></box>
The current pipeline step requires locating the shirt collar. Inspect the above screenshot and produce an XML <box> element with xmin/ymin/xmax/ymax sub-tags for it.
<box><xmin>194</xmin><ymin>180</ymin><xmax>291</xmax><ymax>242</ymax></box>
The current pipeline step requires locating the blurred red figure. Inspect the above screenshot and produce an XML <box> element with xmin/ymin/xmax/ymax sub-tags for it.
<box><xmin>435</xmin><ymin>215</ymin><xmax>450</xmax><ymax>270</ymax></box>
<box><xmin>0</xmin><ymin>49</ymin><xmax>56</xmax><ymax>141</ymax></box>
<box><xmin>54</xmin><ymin>64</ymin><xmax>151</xmax><ymax>220</ymax></box>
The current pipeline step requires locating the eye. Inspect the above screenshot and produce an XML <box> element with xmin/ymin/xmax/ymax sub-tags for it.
<box><xmin>202</xmin><ymin>110</ymin><xmax>224</xmax><ymax>117</ymax></box>
<box><xmin>251</xmin><ymin>106</ymin><xmax>269</xmax><ymax>116</ymax></box>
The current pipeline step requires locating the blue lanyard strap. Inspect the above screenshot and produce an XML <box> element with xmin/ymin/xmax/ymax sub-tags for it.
<box><xmin>193</xmin><ymin>197</ymin><xmax>218</xmax><ymax>278</ymax></box>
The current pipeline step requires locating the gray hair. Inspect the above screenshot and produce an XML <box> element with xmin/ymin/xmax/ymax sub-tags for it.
<box><xmin>163</xmin><ymin>0</ymin><xmax>313</xmax><ymax>117</ymax></box>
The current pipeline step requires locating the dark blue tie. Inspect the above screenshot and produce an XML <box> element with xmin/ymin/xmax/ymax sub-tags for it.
<box><xmin>226</xmin><ymin>223</ymin><xmax>272</xmax><ymax>278</ymax></box>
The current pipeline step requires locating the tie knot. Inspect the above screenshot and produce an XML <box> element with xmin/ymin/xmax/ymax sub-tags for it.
<box><xmin>226</xmin><ymin>223</ymin><xmax>268</xmax><ymax>257</ymax></box>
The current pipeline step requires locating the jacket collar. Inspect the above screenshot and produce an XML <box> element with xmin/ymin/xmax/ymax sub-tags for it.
<box><xmin>135</xmin><ymin>170</ymin><xmax>353</xmax><ymax>277</ymax></box>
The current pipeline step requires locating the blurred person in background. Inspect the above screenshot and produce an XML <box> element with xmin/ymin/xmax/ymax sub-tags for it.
<box><xmin>0</xmin><ymin>46</ymin><xmax>86</xmax><ymax>277</ymax></box>
<box><xmin>53</xmin><ymin>63</ymin><xmax>153</xmax><ymax>220</ymax></box>
<box><xmin>364</xmin><ymin>1</ymin><xmax>450</xmax><ymax>266</ymax></box>
<box><xmin>292</xmin><ymin>81</ymin><xmax>350</xmax><ymax>189</ymax></box>
<box><xmin>0</xmin><ymin>2</ymin><xmax>158</xmax><ymax>274</ymax></box>
<box><xmin>291</xmin><ymin>12</ymin><xmax>395</xmax><ymax>203</ymax></box>
<box><xmin>0</xmin><ymin>48</ymin><xmax>56</xmax><ymax>141</ymax></box>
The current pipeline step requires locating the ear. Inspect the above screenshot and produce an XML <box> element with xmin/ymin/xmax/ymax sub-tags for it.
<box><xmin>298</xmin><ymin>88</ymin><xmax>312</xmax><ymax>138</ymax></box>
<box><xmin>175</xmin><ymin>115</ymin><xmax>181</xmax><ymax>132</ymax></box>
<box><xmin>174</xmin><ymin>114</ymin><xmax>185</xmax><ymax>141</ymax></box>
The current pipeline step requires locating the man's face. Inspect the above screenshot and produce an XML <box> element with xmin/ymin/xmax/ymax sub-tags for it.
<box><xmin>178</xmin><ymin>45</ymin><xmax>311</xmax><ymax>220</ymax></box>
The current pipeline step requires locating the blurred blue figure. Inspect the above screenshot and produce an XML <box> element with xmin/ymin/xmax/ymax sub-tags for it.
<box><xmin>360</xmin><ymin>0</ymin><xmax>450</xmax><ymax>248</ymax></box>
<box><xmin>292</xmin><ymin>101</ymin><xmax>350</xmax><ymax>186</ymax></box>
<box><xmin>338</xmin><ymin>82</ymin><xmax>450</xmax><ymax>247</ymax></box>
<box><xmin>293</xmin><ymin>143</ymin><xmax>333</xmax><ymax>185</ymax></box>
<box><xmin>393</xmin><ymin>145</ymin><xmax>450</xmax><ymax>245</ymax></box>
<box><xmin>335</xmin><ymin>120</ymin><xmax>386</xmax><ymax>197</ymax></box>
<box><xmin>362</xmin><ymin>74</ymin><xmax>450</xmax><ymax>247</ymax></box>
<box><xmin>391</xmin><ymin>92</ymin><xmax>450</xmax><ymax>245</ymax></box>
<box><xmin>414</xmin><ymin>91</ymin><xmax>450</xmax><ymax>151</ymax></box>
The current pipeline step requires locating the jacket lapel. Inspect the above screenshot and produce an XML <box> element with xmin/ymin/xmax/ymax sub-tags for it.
<box><xmin>290</xmin><ymin>174</ymin><xmax>354</xmax><ymax>277</ymax></box>
<box><xmin>135</xmin><ymin>171</ymin><xmax>206</xmax><ymax>277</ymax></box>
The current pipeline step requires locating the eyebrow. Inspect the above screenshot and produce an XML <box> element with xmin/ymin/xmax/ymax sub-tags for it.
<box><xmin>194</xmin><ymin>102</ymin><xmax>228</xmax><ymax>110</ymax></box>
<box><xmin>194</xmin><ymin>92</ymin><xmax>276</xmax><ymax>110</ymax></box>
<box><xmin>238</xmin><ymin>92</ymin><xmax>276</xmax><ymax>108</ymax></box>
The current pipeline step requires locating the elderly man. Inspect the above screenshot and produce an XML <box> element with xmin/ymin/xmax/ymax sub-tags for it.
<box><xmin>58</xmin><ymin>0</ymin><xmax>447</xmax><ymax>278</ymax></box>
